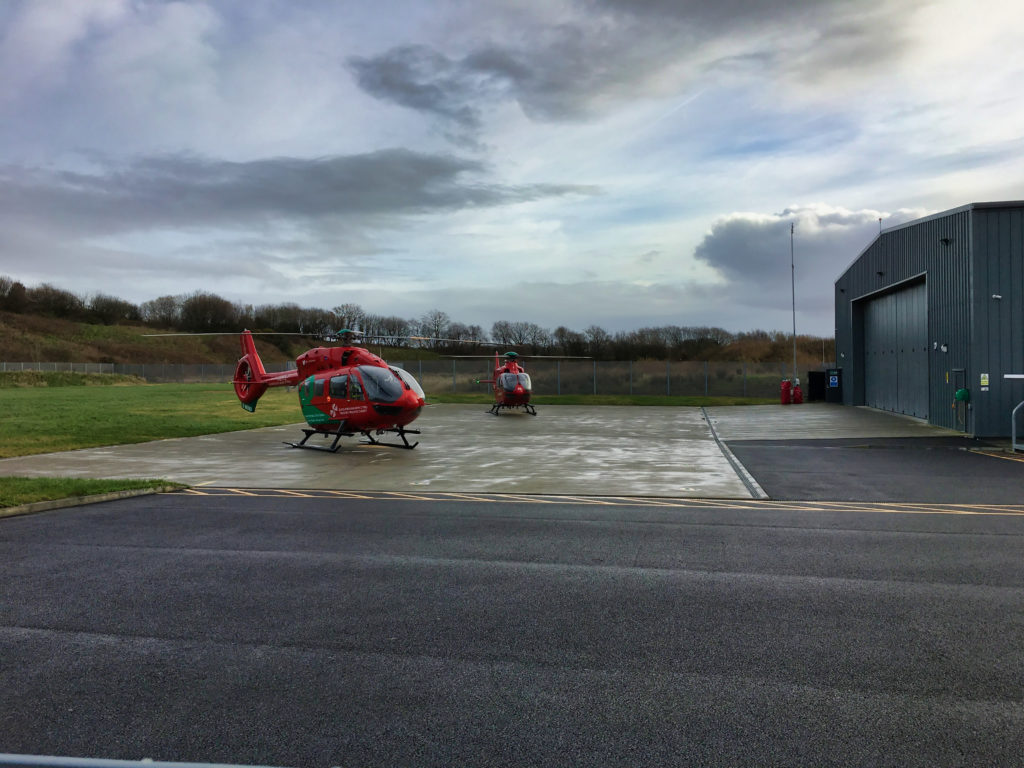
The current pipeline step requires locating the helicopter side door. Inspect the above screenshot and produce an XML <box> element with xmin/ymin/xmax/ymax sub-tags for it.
<box><xmin>325</xmin><ymin>372</ymin><xmax>370</xmax><ymax>424</ymax></box>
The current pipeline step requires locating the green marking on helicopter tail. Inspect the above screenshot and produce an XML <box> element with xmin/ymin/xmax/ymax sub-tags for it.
<box><xmin>241</xmin><ymin>401</ymin><xmax>256</xmax><ymax>413</ymax></box>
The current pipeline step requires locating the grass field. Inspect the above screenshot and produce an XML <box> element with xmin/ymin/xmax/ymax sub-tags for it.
<box><xmin>0</xmin><ymin>477</ymin><xmax>183</xmax><ymax>511</ymax></box>
<box><xmin>0</xmin><ymin>380</ymin><xmax>301</xmax><ymax>458</ymax></box>
<box><xmin>0</xmin><ymin>377</ymin><xmax>302</xmax><ymax>507</ymax></box>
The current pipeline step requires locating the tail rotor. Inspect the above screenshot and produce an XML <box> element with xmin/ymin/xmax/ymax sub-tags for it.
<box><xmin>233</xmin><ymin>331</ymin><xmax>269</xmax><ymax>411</ymax></box>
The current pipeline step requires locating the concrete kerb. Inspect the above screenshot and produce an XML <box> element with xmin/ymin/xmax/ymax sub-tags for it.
<box><xmin>0</xmin><ymin>485</ymin><xmax>183</xmax><ymax>520</ymax></box>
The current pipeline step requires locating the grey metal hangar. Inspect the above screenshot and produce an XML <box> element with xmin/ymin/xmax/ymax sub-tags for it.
<box><xmin>834</xmin><ymin>201</ymin><xmax>1024</xmax><ymax>438</ymax></box>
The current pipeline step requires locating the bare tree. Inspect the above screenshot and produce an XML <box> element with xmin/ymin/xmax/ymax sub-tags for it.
<box><xmin>553</xmin><ymin>326</ymin><xmax>587</xmax><ymax>356</ymax></box>
<box><xmin>27</xmin><ymin>283</ymin><xmax>86</xmax><ymax>319</ymax></box>
<box><xmin>180</xmin><ymin>292</ymin><xmax>238</xmax><ymax>332</ymax></box>
<box><xmin>584</xmin><ymin>325</ymin><xmax>610</xmax><ymax>359</ymax></box>
<box><xmin>89</xmin><ymin>293</ymin><xmax>141</xmax><ymax>325</ymax></box>
<box><xmin>140</xmin><ymin>295</ymin><xmax>182</xmax><ymax>328</ymax></box>
<box><xmin>0</xmin><ymin>275</ymin><xmax>28</xmax><ymax>313</ymax></box>
<box><xmin>419</xmin><ymin>309</ymin><xmax>450</xmax><ymax>345</ymax></box>
<box><xmin>332</xmin><ymin>303</ymin><xmax>365</xmax><ymax>332</ymax></box>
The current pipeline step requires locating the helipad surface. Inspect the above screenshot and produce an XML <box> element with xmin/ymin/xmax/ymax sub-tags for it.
<box><xmin>0</xmin><ymin>403</ymin><xmax>966</xmax><ymax>499</ymax></box>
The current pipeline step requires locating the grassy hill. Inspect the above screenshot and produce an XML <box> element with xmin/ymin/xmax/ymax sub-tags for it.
<box><xmin>0</xmin><ymin>312</ymin><xmax>437</xmax><ymax>365</ymax></box>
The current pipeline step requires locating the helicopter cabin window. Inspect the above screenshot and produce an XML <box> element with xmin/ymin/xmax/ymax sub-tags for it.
<box><xmin>356</xmin><ymin>365</ymin><xmax>404</xmax><ymax>403</ymax></box>
<box><xmin>329</xmin><ymin>375</ymin><xmax>348</xmax><ymax>398</ymax></box>
<box><xmin>498</xmin><ymin>372</ymin><xmax>531</xmax><ymax>392</ymax></box>
<box><xmin>349</xmin><ymin>374</ymin><xmax>365</xmax><ymax>400</ymax></box>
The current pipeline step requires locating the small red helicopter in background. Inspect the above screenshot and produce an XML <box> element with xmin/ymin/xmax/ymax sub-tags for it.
<box><xmin>233</xmin><ymin>328</ymin><xmax>426</xmax><ymax>451</ymax></box>
<box><xmin>477</xmin><ymin>351</ymin><xmax>537</xmax><ymax>416</ymax></box>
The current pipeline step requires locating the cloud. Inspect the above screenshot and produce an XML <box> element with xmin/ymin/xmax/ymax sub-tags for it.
<box><xmin>0</xmin><ymin>150</ymin><xmax>598</xmax><ymax>236</ymax></box>
<box><xmin>692</xmin><ymin>203</ymin><xmax>929</xmax><ymax>322</ymax></box>
<box><xmin>346</xmin><ymin>0</ymin><xmax>926</xmax><ymax>144</ymax></box>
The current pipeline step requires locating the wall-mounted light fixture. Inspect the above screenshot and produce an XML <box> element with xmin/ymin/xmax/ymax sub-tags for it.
<box><xmin>876</xmin><ymin>270</ymin><xmax>885</xmax><ymax>277</ymax></box>
<box><xmin>940</xmin><ymin>237</ymin><xmax>952</xmax><ymax>245</ymax></box>
<box><xmin>992</xmin><ymin>294</ymin><xmax>1003</xmax><ymax>300</ymax></box>
<box><xmin>940</xmin><ymin>343</ymin><xmax>948</xmax><ymax>353</ymax></box>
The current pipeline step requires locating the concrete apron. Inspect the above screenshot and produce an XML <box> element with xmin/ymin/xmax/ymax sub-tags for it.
<box><xmin>0</xmin><ymin>403</ymin><xmax>961</xmax><ymax>499</ymax></box>
<box><xmin>0</xmin><ymin>404</ymin><xmax>758</xmax><ymax>499</ymax></box>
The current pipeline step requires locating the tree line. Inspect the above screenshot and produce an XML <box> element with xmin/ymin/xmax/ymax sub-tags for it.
<box><xmin>0</xmin><ymin>275</ymin><xmax>833</xmax><ymax>363</ymax></box>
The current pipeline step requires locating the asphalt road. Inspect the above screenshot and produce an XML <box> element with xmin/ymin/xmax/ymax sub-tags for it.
<box><xmin>3</xmin><ymin>492</ymin><xmax>1024</xmax><ymax>767</ymax></box>
<box><xmin>726</xmin><ymin>436</ymin><xmax>1024</xmax><ymax>502</ymax></box>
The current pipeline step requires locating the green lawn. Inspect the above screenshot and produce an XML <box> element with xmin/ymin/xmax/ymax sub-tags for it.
<box><xmin>0</xmin><ymin>477</ymin><xmax>183</xmax><ymax>511</ymax></box>
<box><xmin>0</xmin><ymin>381</ymin><xmax>301</xmax><ymax>458</ymax></box>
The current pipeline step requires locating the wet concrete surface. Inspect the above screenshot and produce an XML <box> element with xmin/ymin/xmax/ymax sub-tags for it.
<box><xmin>1</xmin><ymin>402</ymin><xmax>1018</xmax><ymax>501</ymax></box>
<box><xmin>0</xmin><ymin>404</ymin><xmax>754</xmax><ymax>498</ymax></box>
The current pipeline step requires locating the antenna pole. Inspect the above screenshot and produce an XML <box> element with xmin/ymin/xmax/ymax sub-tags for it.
<box><xmin>791</xmin><ymin>222</ymin><xmax>797</xmax><ymax>382</ymax></box>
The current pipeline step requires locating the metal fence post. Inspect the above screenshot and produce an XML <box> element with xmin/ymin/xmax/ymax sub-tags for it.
<box><xmin>629</xmin><ymin>361</ymin><xmax>633</xmax><ymax>395</ymax></box>
<box><xmin>593</xmin><ymin>360</ymin><xmax>597</xmax><ymax>395</ymax></box>
<box><xmin>452</xmin><ymin>360</ymin><xmax>456</xmax><ymax>392</ymax></box>
<box><xmin>557</xmin><ymin>360</ymin><xmax>561</xmax><ymax>395</ymax></box>
<box><xmin>704</xmin><ymin>360</ymin><xmax>709</xmax><ymax>396</ymax></box>
<box><xmin>666</xmin><ymin>360</ymin><xmax>670</xmax><ymax>396</ymax></box>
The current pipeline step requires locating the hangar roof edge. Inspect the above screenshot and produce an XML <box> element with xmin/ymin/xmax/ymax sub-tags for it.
<box><xmin>835</xmin><ymin>200</ymin><xmax>1024</xmax><ymax>285</ymax></box>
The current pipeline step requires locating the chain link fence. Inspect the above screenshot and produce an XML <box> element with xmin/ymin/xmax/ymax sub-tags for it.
<box><xmin>0</xmin><ymin>360</ymin><xmax>830</xmax><ymax>398</ymax></box>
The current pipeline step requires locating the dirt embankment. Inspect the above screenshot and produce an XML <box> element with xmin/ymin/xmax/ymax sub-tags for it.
<box><xmin>0</xmin><ymin>312</ymin><xmax>298</xmax><ymax>364</ymax></box>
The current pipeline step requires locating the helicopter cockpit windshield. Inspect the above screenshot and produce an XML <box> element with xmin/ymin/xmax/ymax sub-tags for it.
<box><xmin>357</xmin><ymin>365</ymin><xmax>405</xmax><ymax>403</ymax></box>
<box><xmin>391</xmin><ymin>366</ymin><xmax>425</xmax><ymax>399</ymax></box>
<box><xmin>498</xmin><ymin>372</ymin><xmax>531</xmax><ymax>392</ymax></box>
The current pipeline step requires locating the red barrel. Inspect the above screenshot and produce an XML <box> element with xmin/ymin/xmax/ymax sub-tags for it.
<box><xmin>791</xmin><ymin>381</ymin><xmax>803</xmax><ymax>404</ymax></box>
<box><xmin>780</xmin><ymin>379</ymin><xmax>792</xmax><ymax>404</ymax></box>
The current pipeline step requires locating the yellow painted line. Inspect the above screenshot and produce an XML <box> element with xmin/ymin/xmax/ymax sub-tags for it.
<box><xmin>974</xmin><ymin>450</ymin><xmax>1024</xmax><ymax>463</ymax></box>
<box><xmin>444</xmin><ymin>493</ymin><xmax>511</xmax><ymax>503</ymax></box>
<box><xmin>318</xmin><ymin>490</ymin><xmax>378</xmax><ymax>499</ymax></box>
<box><xmin>488</xmin><ymin>494</ymin><xmax>562</xmax><ymax>504</ymax></box>
<box><xmin>598</xmin><ymin>497</ymin><xmax>693</xmax><ymax>507</ymax></box>
<box><xmin>539</xmin><ymin>495</ymin><xmax>618</xmax><ymax>505</ymax></box>
<box><xmin>171</xmin><ymin>488</ymin><xmax>1024</xmax><ymax>516</ymax></box>
<box><xmin>954</xmin><ymin>503</ymin><xmax>1024</xmax><ymax>514</ymax></box>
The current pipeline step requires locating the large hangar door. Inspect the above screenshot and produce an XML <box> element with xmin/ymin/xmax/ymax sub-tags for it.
<box><xmin>863</xmin><ymin>281</ymin><xmax>928</xmax><ymax>419</ymax></box>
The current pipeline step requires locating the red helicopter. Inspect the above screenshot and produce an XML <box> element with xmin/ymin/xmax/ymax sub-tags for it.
<box><xmin>233</xmin><ymin>328</ymin><xmax>426</xmax><ymax>451</ymax></box>
<box><xmin>477</xmin><ymin>351</ymin><xmax>537</xmax><ymax>416</ymax></box>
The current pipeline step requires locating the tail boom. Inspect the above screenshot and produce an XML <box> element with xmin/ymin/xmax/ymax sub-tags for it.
<box><xmin>233</xmin><ymin>330</ymin><xmax>299</xmax><ymax>410</ymax></box>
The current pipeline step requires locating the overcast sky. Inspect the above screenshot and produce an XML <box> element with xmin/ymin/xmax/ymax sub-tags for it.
<box><xmin>2</xmin><ymin>0</ymin><xmax>1023</xmax><ymax>337</ymax></box>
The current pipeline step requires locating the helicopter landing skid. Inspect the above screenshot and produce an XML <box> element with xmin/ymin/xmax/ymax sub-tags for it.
<box><xmin>285</xmin><ymin>427</ymin><xmax>354</xmax><ymax>453</ymax></box>
<box><xmin>286</xmin><ymin>426</ymin><xmax>421</xmax><ymax>452</ymax></box>
<box><xmin>361</xmin><ymin>427</ymin><xmax>420</xmax><ymax>450</ymax></box>
<box><xmin>487</xmin><ymin>403</ymin><xmax>538</xmax><ymax>416</ymax></box>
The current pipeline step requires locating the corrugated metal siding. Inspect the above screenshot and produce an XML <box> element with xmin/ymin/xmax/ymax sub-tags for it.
<box><xmin>971</xmin><ymin>208</ymin><xmax>1024</xmax><ymax>436</ymax></box>
<box><xmin>835</xmin><ymin>208</ymin><xmax>974</xmax><ymax>431</ymax></box>
<box><xmin>862</xmin><ymin>282</ymin><xmax>928</xmax><ymax>418</ymax></box>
